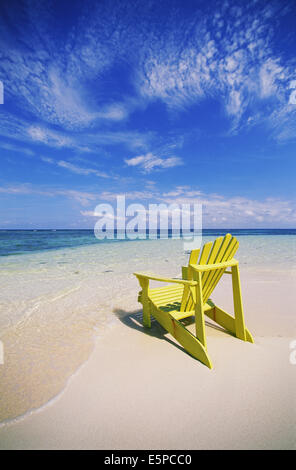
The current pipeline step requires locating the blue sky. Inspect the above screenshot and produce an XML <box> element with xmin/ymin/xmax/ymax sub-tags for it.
<box><xmin>0</xmin><ymin>0</ymin><xmax>295</xmax><ymax>229</ymax></box>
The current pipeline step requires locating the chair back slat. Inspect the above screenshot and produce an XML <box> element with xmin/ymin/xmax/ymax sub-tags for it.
<box><xmin>203</xmin><ymin>235</ymin><xmax>239</xmax><ymax>302</ymax></box>
<box><xmin>181</xmin><ymin>234</ymin><xmax>239</xmax><ymax>310</ymax></box>
<box><xmin>189</xmin><ymin>249</ymin><xmax>200</xmax><ymax>265</ymax></box>
<box><xmin>201</xmin><ymin>236</ymin><xmax>224</xmax><ymax>299</ymax></box>
<box><xmin>185</xmin><ymin>242</ymin><xmax>212</xmax><ymax>311</ymax></box>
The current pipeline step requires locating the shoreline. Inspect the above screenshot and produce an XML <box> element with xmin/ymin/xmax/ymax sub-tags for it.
<box><xmin>0</xmin><ymin>323</ymin><xmax>107</xmax><ymax>429</ymax></box>
<box><xmin>0</xmin><ymin>321</ymin><xmax>294</xmax><ymax>449</ymax></box>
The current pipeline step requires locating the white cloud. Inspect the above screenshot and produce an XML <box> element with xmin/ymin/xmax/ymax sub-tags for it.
<box><xmin>57</xmin><ymin>161</ymin><xmax>110</xmax><ymax>179</ymax></box>
<box><xmin>40</xmin><ymin>156</ymin><xmax>119</xmax><ymax>179</ymax></box>
<box><xmin>259</xmin><ymin>59</ymin><xmax>283</xmax><ymax>98</ymax></box>
<box><xmin>226</xmin><ymin>90</ymin><xmax>242</xmax><ymax>117</ymax></box>
<box><xmin>80</xmin><ymin>211</ymin><xmax>96</xmax><ymax>217</ymax></box>
<box><xmin>0</xmin><ymin>184</ymin><xmax>34</xmax><ymax>195</ymax></box>
<box><xmin>135</xmin><ymin>2</ymin><xmax>295</xmax><ymax>137</ymax></box>
<box><xmin>21</xmin><ymin>122</ymin><xmax>153</xmax><ymax>153</ymax></box>
<box><xmin>0</xmin><ymin>184</ymin><xmax>98</xmax><ymax>206</ymax></box>
<box><xmin>0</xmin><ymin>0</ymin><xmax>295</xmax><ymax>153</ymax></box>
<box><xmin>98</xmin><ymin>191</ymin><xmax>155</xmax><ymax>201</ymax></box>
<box><xmin>0</xmin><ymin>3</ymin><xmax>130</xmax><ymax>132</ymax></box>
<box><xmin>160</xmin><ymin>188</ymin><xmax>296</xmax><ymax>227</ymax></box>
<box><xmin>28</xmin><ymin>126</ymin><xmax>72</xmax><ymax>148</ymax></box>
<box><xmin>0</xmin><ymin>142</ymin><xmax>34</xmax><ymax>156</ymax></box>
<box><xmin>0</xmin><ymin>182</ymin><xmax>295</xmax><ymax>226</ymax></box>
<box><xmin>125</xmin><ymin>152</ymin><xmax>183</xmax><ymax>173</ymax></box>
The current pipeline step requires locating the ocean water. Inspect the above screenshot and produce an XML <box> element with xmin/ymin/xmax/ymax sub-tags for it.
<box><xmin>1</xmin><ymin>228</ymin><xmax>295</xmax><ymax>257</ymax></box>
<box><xmin>0</xmin><ymin>229</ymin><xmax>295</xmax><ymax>423</ymax></box>
<box><xmin>1</xmin><ymin>229</ymin><xmax>295</xmax><ymax>329</ymax></box>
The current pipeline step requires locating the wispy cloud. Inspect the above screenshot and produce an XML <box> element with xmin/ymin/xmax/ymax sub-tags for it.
<box><xmin>0</xmin><ymin>184</ymin><xmax>35</xmax><ymax>195</ymax></box>
<box><xmin>28</xmin><ymin>126</ymin><xmax>73</xmax><ymax>148</ymax></box>
<box><xmin>0</xmin><ymin>5</ymin><xmax>129</xmax><ymax>132</ymax></box>
<box><xmin>41</xmin><ymin>157</ymin><xmax>115</xmax><ymax>179</ymax></box>
<box><xmin>0</xmin><ymin>142</ymin><xmax>35</xmax><ymax>156</ymax></box>
<box><xmin>159</xmin><ymin>187</ymin><xmax>296</xmax><ymax>227</ymax></box>
<box><xmin>125</xmin><ymin>152</ymin><xmax>183</xmax><ymax>173</ymax></box>
<box><xmin>26</xmin><ymin>124</ymin><xmax>153</xmax><ymax>152</ymax></box>
<box><xmin>1</xmin><ymin>0</ymin><xmax>295</xmax><ymax>149</ymax></box>
<box><xmin>136</xmin><ymin>1</ymin><xmax>296</xmax><ymax>137</ymax></box>
<box><xmin>1</xmin><ymin>181</ymin><xmax>295</xmax><ymax>226</ymax></box>
<box><xmin>57</xmin><ymin>160</ymin><xmax>111</xmax><ymax>178</ymax></box>
<box><xmin>0</xmin><ymin>183</ymin><xmax>100</xmax><ymax>207</ymax></box>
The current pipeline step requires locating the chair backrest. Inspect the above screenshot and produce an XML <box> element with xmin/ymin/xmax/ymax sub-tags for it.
<box><xmin>181</xmin><ymin>234</ymin><xmax>239</xmax><ymax>310</ymax></box>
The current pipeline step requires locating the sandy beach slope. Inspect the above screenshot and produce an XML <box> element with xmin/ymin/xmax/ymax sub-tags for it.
<box><xmin>0</xmin><ymin>269</ymin><xmax>295</xmax><ymax>450</ymax></box>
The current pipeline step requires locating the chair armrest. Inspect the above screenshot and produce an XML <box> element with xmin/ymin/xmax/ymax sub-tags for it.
<box><xmin>189</xmin><ymin>259</ymin><xmax>238</xmax><ymax>272</ymax></box>
<box><xmin>134</xmin><ymin>272</ymin><xmax>197</xmax><ymax>286</ymax></box>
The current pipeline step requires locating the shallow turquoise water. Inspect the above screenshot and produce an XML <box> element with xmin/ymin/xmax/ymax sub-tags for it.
<box><xmin>1</xmin><ymin>229</ymin><xmax>295</xmax><ymax>256</ymax></box>
<box><xmin>0</xmin><ymin>232</ymin><xmax>295</xmax><ymax>331</ymax></box>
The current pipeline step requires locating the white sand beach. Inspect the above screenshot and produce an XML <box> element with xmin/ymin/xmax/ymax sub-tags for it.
<box><xmin>0</xmin><ymin>253</ymin><xmax>295</xmax><ymax>450</ymax></box>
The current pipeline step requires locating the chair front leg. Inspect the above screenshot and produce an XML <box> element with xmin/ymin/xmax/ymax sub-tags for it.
<box><xmin>194</xmin><ymin>271</ymin><xmax>207</xmax><ymax>349</ymax></box>
<box><xmin>138</xmin><ymin>277</ymin><xmax>151</xmax><ymax>328</ymax></box>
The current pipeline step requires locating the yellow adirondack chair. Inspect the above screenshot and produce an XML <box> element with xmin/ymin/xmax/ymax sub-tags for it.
<box><xmin>134</xmin><ymin>234</ymin><xmax>253</xmax><ymax>368</ymax></box>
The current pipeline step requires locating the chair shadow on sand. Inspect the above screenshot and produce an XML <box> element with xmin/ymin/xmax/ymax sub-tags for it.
<box><xmin>113</xmin><ymin>307</ymin><xmax>235</xmax><ymax>361</ymax></box>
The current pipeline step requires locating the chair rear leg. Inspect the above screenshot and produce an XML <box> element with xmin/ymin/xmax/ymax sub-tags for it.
<box><xmin>231</xmin><ymin>265</ymin><xmax>247</xmax><ymax>341</ymax></box>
